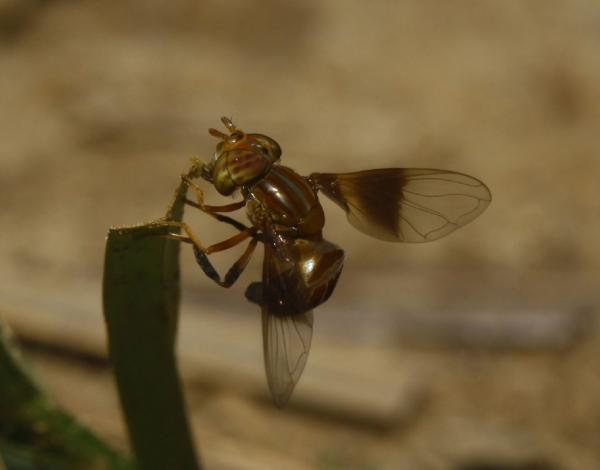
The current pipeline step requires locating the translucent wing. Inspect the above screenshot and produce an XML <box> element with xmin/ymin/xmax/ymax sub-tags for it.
<box><xmin>254</xmin><ymin>220</ymin><xmax>315</xmax><ymax>406</ymax></box>
<box><xmin>261</xmin><ymin>307</ymin><xmax>313</xmax><ymax>407</ymax></box>
<box><xmin>310</xmin><ymin>168</ymin><xmax>491</xmax><ymax>242</ymax></box>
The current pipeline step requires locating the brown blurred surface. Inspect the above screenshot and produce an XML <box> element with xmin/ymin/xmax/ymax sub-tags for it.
<box><xmin>1</xmin><ymin>0</ymin><xmax>600</xmax><ymax>468</ymax></box>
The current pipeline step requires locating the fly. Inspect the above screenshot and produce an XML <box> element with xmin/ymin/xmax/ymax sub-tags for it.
<box><xmin>161</xmin><ymin>117</ymin><xmax>491</xmax><ymax>406</ymax></box>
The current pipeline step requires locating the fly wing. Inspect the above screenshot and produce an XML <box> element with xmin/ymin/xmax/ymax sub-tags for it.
<box><xmin>258</xmin><ymin>221</ymin><xmax>314</xmax><ymax>406</ymax></box>
<box><xmin>310</xmin><ymin>169</ymin><xmax>491</xmax><ymax>242</ymax></box>
<box><xmin>261</xmin><ymin>307</ymin><xmax>313</xmax><ymax>407</ymax></box>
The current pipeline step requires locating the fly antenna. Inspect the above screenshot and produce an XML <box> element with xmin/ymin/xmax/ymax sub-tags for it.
<box><xmin>210</xmin><ymin>116</ymin><xmax>243</xmax><ymax>142</ymax></box>
<box><xmin>221</xmin><ymin>116</ymin><xmax>237</xmax><ymax>132</ymax></box>
<box><xmin>209</xmin><ymin>128</ymin><xmax>228</xmax><ymax>139</ymax></box>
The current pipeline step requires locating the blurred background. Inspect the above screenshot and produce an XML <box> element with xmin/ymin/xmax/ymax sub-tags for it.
<box><xmin>1</xmin><ymin>0</ymin><xmax>600</xmax><ymax>468</ymax></box>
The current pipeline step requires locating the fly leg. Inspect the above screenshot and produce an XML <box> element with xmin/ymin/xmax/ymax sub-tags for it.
<box><xmin>156</xmin><ymin>175</ymin><xmax>256</xmax><ymax>286</ymax></box>
<box><xmin>179</xmin><ymin>174</ymin><xmax>250</xmax><ymax>232</ymax></box>
<box><xmin>160</xmin><ymin>220</ymin><xmax>259</xmax><ymax>288</ymax></box>
<box><xmin>193</xmin><ymin>236</ymin><xmax>258</xmax><ymax>288</ymax></box>
<box><xmin>182</xmin><ymin>175</ymin><xmax>247</xmax><ymax>215</ymax></box>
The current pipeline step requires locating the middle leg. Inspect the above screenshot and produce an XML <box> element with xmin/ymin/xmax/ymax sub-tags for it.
<box><xmin>160</xmin><ymin>220</ymin><xmax>260</xmax><ymax>288</ymax></box>
<box><xmin>194</xmin><ymin>237</ymin><xmax>259</xmax><ymax>288</ymax></box>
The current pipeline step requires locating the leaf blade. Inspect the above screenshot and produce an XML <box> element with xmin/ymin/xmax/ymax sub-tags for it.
<box><xmin>102</xmin><ymin>177</ymin><xmax>201</xmax><ymax>469</ymax></box>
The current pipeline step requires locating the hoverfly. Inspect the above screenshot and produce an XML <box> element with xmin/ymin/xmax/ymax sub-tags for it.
<box><xmin>163</xmin><ymin>117</ymin><xmax>491</xmax><ymax>406</ymax></box>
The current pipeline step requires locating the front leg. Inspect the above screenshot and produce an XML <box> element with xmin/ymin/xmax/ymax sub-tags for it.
<box><xmin>182</xmin><ymin>175</ymin><xmax>246</xmax><ymax>214</ymax></box>
<box><xmin>178</xmin><ymin>170</ymin><xmax>250</xmax><ymax>232</ymax></box>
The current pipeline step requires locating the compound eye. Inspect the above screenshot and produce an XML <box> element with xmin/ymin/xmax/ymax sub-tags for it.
<box><xmin>265</xmin><ymin>140</ymin><xmax>281</xmax><ymax>161</ymax></box>
<box><xmin>248</xmin><ymin>134</ymin><xmax>281</xmax><ymax>162</ymax></box>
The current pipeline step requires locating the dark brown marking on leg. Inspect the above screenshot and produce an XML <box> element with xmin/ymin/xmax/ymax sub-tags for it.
<box><xmin>194</xmin><ymin>237</ymin><xmax>258</xmax><ymax>288</ymax></box>
<box><xmin>212</xmin><ymin>213</ymin><xmax>249</xmax><ymax>232</ymax></box>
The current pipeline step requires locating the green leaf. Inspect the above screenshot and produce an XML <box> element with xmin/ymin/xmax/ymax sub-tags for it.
<box><xmin>102</xmin><ymin>174</ymin><xmax>201</xmax><ymax>470</ymax></box>
<box><xmin>0</xmin><ymin>319</ymin><xmax>131</xmax><ymax>470</ymax></box>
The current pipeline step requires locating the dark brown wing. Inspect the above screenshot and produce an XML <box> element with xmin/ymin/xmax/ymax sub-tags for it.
<box><xmin>259</xmin><ymin>222</ymin><xmax>314</xmax><ymax>407</ymax></box>
<box><xmin>310</xmin><ymin>168</ymin><xmax>491</xmax><ymax>242</ymax></box>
